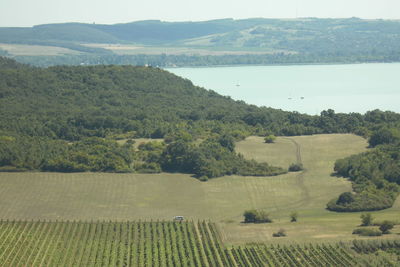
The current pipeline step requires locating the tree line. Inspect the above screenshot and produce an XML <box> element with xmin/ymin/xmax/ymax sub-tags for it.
<box><xmin>13</xmin><ymin>51</ymin><xmax>400</xmax><ymax>68</ymax></box>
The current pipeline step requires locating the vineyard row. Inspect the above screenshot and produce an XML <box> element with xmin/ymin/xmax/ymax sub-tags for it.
<box><xmin>0</xmin><ymin>220</ymin><xmax>397</xmax><ymax>266</ymax></box>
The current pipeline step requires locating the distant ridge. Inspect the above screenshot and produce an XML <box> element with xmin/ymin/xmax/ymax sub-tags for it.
<box><xmin>1</xmin><ymin>17</ymin><xmax>399</xmax><ymax>46</ymax></box>
<box><xmin>1</xmin><ymin>18</ymin><xmax>400</xmax><ymax>66</ymax></box>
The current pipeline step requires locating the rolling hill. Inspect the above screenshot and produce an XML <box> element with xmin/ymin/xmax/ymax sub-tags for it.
<box><xmin>1</xmin><ymin>18</ymin><xmax>400</xmax><ymax>66</ymax></box>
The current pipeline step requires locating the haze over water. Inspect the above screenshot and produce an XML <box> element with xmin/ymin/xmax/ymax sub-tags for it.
<box><xmin>168</xmin><ymin>63</ymin><xmax>400</xmax><ymax>115</ymax></box>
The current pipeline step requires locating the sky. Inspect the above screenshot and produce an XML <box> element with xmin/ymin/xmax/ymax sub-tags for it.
<box><xmin>0</xmin><ymin>0</ymin><xmax>399</xmax><ymax>27</ymax></box>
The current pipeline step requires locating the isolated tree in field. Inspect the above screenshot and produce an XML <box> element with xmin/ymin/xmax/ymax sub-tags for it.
<box><xmin>243</xmin><ymin>210</ymin><xmax>257</xmax><ymax>223</ymax></box>
<box><xmin>290</xmin><ymin>212</ymin><xmax>298</xmax><ymax>222</ymax></box>
<box><xmin>264</xmin><ymin>135</ymin><xmax>276</xmax><ymax>143</ymax></box>
<box><xmin>379</xmin><ymin>220</ymin><xmax>394</xmax><ymax>234</ymax></box>
<box><xmin>360</xmin><ymin>213</ymin><xmax>373</xmax><ymax>226</ymax></box>
<box><xmin>243</xmin><ymin>209</ymin><xmax>272</xmax><ymax>223</ymax></box>
<box><xmin>256</xmin><ymin>210</ymin><xmax>272</xmax><ymax>223</ymax></box>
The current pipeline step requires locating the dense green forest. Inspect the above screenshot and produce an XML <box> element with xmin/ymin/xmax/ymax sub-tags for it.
<box><xmin>2</xmin><ymin>18</ymin><xmax>400</xmax><ymax>66</ymax></box>
<box><xmin>6</xmin><ymin>56</ymin><xmax>398</xmax><ymax>142</ymax></box>
<box><xmin>1</xmin><ymin>57</ymin><xmax>400</xmax><ymax>210</ymax></box>
<box><xmin>327</xmin><ymin>128</ymin><xmax>400</xmax><ymax>212</ymax></box>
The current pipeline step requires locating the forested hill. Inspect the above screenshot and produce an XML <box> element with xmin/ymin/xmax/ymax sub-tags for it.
<box><xmin>0</xmin><ymin>57</ymin><xmax>291</xmax><ymax>140</ymax></box>
<box><xmin>1</xmin><ymin>56</ymin><xmax>400</xmax><ymax>141</ymax></box>
<box><xmin>1</xmin><ymin>57</ymin><xmax>400</xmax><ymax>177</ymax></box>
<box><xmin>0</xmin><ymin>57</ymin><xmax>309</xmax><ymax>175</ymax></box>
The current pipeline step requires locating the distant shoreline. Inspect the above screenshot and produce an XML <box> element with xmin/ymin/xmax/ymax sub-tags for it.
<box><xmin>164</xmin><ymin>61</ymin><xmax>400</xmax><ymax>69</ymax></box>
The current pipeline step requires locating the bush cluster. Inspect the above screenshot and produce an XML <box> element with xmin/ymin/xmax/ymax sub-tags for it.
<box><xmin>243</xmin><ymin>210</ymin><xmax>272</xmax><ymax>223</ymax></box>
<box><xmin>272</xmin><ymin>229</ymin><xmax>287</xmax><ymax>237</ymax></box>
<box><xmin>352</xmin><ymin>228</ymin><xmax>382</xmax><ymax>236</ymax></box>
<box><xmin>264</xmin><ymin>135</ymin><xmax>276</xmax><ymax>143</ymax></box>
<box><xmin>0</xmin><ymin>136</ymin><xmax>133</xmax><ymax>173</ymax></box>
<box><xmin>328</xmin><ymin>140</ymin><xmax>400</xmax><ymax>212</ymax></box>
<box><xmin>160</xmin><ymin>137</ymin><xmax>286</xmax><ymax>179</ymax></box>
<box><xmin>288</xmin><ymin>163</ymin><xmax>303</xmax><ymax>172</ymax></box>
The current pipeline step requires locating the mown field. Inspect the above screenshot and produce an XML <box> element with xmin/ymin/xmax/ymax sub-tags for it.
<box><xmin>0</xmin><ymin>42</ymin><xmax>284</xmax><ymax>57</ymax></box>
<box><xmin>83</xmin><ymin>44</ymin><xmax>284</xmax><ymax>56</ymax></box>
<box><xmin>0</xmin><ymin>220</ymin><xmax>398</xmax><ymax>267</ymax></box>
<box><xmin>0</xmin><ymin>134</ymin><xmax>399</xmax><ymax>245</ymax></box>
<box><xmin>0</xmin><ymin>43</ymin><xmax>80</xmax><ymax>56</ymax></box>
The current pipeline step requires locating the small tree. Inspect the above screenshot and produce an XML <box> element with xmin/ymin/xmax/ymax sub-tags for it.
<box><xmin>264</xmin><ymin>135</ymin><xmax>276</xmax><ymax>143</ymax></box>
<box><xmin>379</xmin><ymin>220</ymin><xmax>394</xmax><ymax>234</ymax></box>
<box><xmin>243</xmin><ymin>209</ymin><xmax>272</xmax><ymax>223</ymax></box>
<box><xmin>360</xmin><ymin>213</ymin><xmax>373</xmax><ymax>226</ymax></box>
<box><xmin>290</xmin><ymin>212</ymin><xmax>298</xmax><ymax>222</ymax></box>
<box><xmin>243</xmin><ymin>210</ymin><xmax>257</xmax><ymax>223</ymax></box>
<box><xmin>256</xmin><ymin>210</ymin><xmax>272</xmax><ymax>223</ymax></box>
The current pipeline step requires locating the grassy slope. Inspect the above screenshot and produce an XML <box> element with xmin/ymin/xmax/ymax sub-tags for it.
<box><xmin>228</xmin><ymin>134</ymin><xmax>400</xmax><ymax>244</ymax></box>
<box><xmin>0</xmin><ymin>43</ymin><xmax>81</xmax><ymax>56</ymax></box>
<box><xmin>0</xmin><ymin>134</ymin><xmax>398</xmax><ymax>244</ymax></box>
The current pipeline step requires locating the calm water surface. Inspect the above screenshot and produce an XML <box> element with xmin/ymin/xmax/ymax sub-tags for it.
<box><xmin>167</xmin><ymin>63</ymin><xmax>400</xmax><ymax>115</ymax></box>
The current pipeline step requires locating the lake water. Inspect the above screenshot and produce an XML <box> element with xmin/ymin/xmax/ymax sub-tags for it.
<box><xmin>166</xmin><ymin>63</ymin><xmax>400</xmax><ymax>115</ymax></box>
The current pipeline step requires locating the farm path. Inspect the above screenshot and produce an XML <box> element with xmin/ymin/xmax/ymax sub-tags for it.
<box><xmin>282</xmin><ymin>137</ymin><xmax>310</xmax><ymax>206</ymax></box>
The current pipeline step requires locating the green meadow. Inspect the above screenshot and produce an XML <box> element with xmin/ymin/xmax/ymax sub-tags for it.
<box><xmin>0</xmin><ymin>134</ymin><xmax>398</xmax><ymax>245</ymax></box>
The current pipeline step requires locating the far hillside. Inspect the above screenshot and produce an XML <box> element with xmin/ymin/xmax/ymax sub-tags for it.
<box><xmin>1</xmin><ymin>18</ymin><xmax>400</xmax><ymax>66</ymax></box>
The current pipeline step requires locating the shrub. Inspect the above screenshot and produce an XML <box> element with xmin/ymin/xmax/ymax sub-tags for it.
<box><xmin>360</xmin><ymin>213</ymin><xmax>373</xmax><ymax>226</ymax></box>
<box><xmin>135</xmin><ymin>162</ymin><xmax>161</xmax><ymax>173</ymax></box>
<box><xmin>264</xmin><ymin>135</ymin><xmax>276</xmax><ymax>143</ymax></box>
<box><xmin>243</xmin><ymin>209</ymin><xmax>272</xmax><ymax>223</ymax></box>
<box><xmin>255</xmin><ymin>210</ymin><xmax>273</xmax><ymax>223</ymax></box>
<box><xmin>290</xmin><ymin>212</ymin><xmax>298</xmax><ymax>222</ymax></box>
<box><xmin>288</xmin><ymin>163</ymin><xmax>303</xmax><ymax>172</ymax></box>
<box><xmin>243</xmin><ymin>210</ymin><xmax>257</xmax><ymax>223</ymax></box>
<box><xmin>352</xmin><ymin>228</ymin><xmax>382</xmax><ymax>236</ymax></box>
<box><xmin>198</xmin><ymin>176</ymin><xmax>209</xmax><ymax>182</ymax></box>
<box><xmin>273</xmin><ymin>229</ymin><xmax>286</xmax><ymax>237</ymax></box>
<box><xmin>327</xmin><ymin>189</ymin><xmax>397</xmax><ymax>212</ymax></box>
<box><xmin>379</xmin><ymin>220</ymin><xmax>394</xmax><ymax>234</ymax></box>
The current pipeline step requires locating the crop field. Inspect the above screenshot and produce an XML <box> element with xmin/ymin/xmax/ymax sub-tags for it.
<box><xmin>0</xmin><ymin>43</ymin><xmax>80</xmax><ymax>56</ymax></box>
<box><xmin>83</xmin><ymin>43</ymin><xmax>285</xmax><ymax>56</ymax></box>
<box><xmin>0</xmin><ymin>220</ymin><xmax>398</xmax><ymax>267</ymax></box>
<box><xmin>0</xmin><ymin>134</ymin><xmax>399</xmax><ymax>245</ymax></box>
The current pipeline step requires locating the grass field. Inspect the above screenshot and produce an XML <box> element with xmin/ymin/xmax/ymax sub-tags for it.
<box><xmin>83</xmin><ymin>43</ymin><xmax>285</xmax><ymax>56</ymax></box>
<box><xmin>0</xmin><ymin>42</ymin><xmax>292</xmax><ymax>57</ymax></box>
<box><xmin>0</xmin><ymin>134</ymin><xmax>399</xmax><ymax>245</ymax></box>
<box><xmin>0</xmin><ymin>43</ymin><xmax>80</xmax><ymax>56</ymax></box>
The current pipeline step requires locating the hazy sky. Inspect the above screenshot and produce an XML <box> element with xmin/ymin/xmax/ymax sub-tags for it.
<box><xmin>1</xmin><ymin>0</ymin><xmax>399</xmax><ymax>27</ymax></box>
